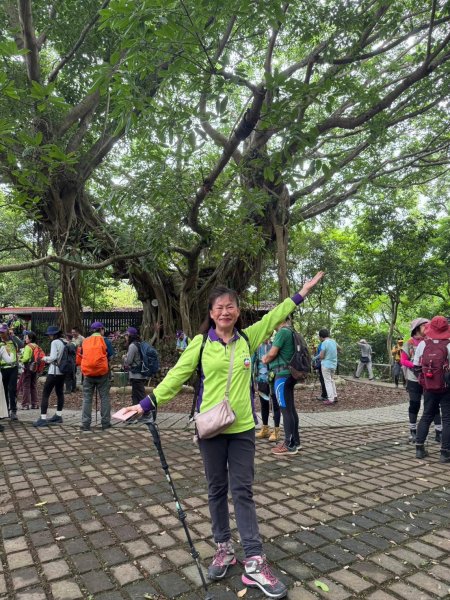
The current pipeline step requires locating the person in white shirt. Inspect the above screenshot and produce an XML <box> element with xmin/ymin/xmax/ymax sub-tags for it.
<box><xmin>33</xmin><ymin>326</ymin><xmax>66</xmax><ymax>428</ymax></box>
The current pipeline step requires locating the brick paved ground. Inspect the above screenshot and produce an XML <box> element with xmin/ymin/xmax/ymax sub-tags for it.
<box><xmin>2</xmin><ymin>414</ymin><xmax>450</xmax><ymax>599</ymax></box>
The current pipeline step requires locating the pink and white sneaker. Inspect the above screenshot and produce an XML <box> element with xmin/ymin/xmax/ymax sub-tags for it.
<box><xmin>207</xmin><ymin>541</ymin><xmax>236</xmax><ymax>580</ymax></box>
<box><xmin>242</xmin><ymin>555</ymin><xmax>287</xmax><ymax>598</ymax></box>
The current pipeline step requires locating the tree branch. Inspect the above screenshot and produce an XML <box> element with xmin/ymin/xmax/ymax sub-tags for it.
<box><xmin>0</xmin><ymin>251</ymin><xmax>154</xmax><ymax>274</ymax></box>
<box><xmin>36</xmin><ymin>3</ymin><xmax>57</xmax><ymax>50</ymax></box>
<box><xmin>47</xmin><ymin>0</ymin><xmax>111</xmax><ymax>84</ymax></box>
<box><xmin>18</xmin><ymin>0</ymin><xmax>40</xmax><ymax>82</ymax></box>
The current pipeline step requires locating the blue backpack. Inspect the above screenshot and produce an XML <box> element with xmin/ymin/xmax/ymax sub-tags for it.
<box><xmin>135</xmin><ymin>341</ymin><xmax>159</xmax><ymax>378</ymax></box>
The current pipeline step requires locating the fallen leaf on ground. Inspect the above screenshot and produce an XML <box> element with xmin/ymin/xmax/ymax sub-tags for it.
<box><xmin>34</xmin><ymin>501</ymin><xmax>47</xmax><ymax>507</ymax></box>
<box><xmin>237</xmin><ymin>588</ymin><xmax>247</xmax><ymax>597</ymax></box>
<box><xmin>314</xmin><ymin>580</ymin><xmax>329</xmax><ymax>592</ymax></box>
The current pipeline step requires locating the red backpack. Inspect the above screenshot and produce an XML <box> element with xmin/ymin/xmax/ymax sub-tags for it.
<box><xmin>419</xmin><ymin>339</ymin><xmax>449</xmax><ymax>392</ymax></box>
<box><xmin>28</xmin><ymin>343</ymin><xmax>46</xmax><ymax>374</ymax></box>
<box><xmin>79</xmin><ymin>335</ymin><xmax>108</xmax><ymax>377</ymax></box>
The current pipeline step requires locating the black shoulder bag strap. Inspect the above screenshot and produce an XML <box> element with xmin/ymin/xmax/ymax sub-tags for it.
<box><xmin>189</xmin><ymin>333</ymin><xmax>208</xmax><ymax>422</ymax></box>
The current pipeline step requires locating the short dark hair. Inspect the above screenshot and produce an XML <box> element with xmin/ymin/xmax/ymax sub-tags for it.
<box><xmin>319</xmin><ymin>328</ymin><xmax>329</xmax><ymax>338</ymax></box>
<box><xmin>199</xmin><ymin>285</ymin><xmax>242</xmax><ymax>334</ymax></box>
<box><xmin>26</xmin><ymin>331</ymin><xmax>37</xmax><ymax>343</ymax></box>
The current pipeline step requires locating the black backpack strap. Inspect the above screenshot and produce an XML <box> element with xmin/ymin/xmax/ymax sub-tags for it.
<box><xmin>189</xmin><ymin>333</ymin><xmax>208</xmax><ymax>421</ymax></box>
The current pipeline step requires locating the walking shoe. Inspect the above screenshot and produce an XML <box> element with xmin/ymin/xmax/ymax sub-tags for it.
<box><xmin>208</xmin><ymin>541</ymin><xmax>236</xmax><ymax>580</ymax></box>
<box><xmin>416</xmin><ymin>444</ymin><xmax>428</xmax><ymax>459</ymax></box>
<box><xmin>20</xmin><ymin>404</ymin><xmax>30</xmax><ymax>410</ymax></box>
<box><xmin>242</xmin><ymin>555</ymin><xmax>287</xmax><ymax>599</ymax></box>
<box><xmin>31</xmin><ymin>405</ymin><xmax>39</xmax><ymax>409</ymax></box>
<box><xmin>408</xmin><ymin>429</ymin><xmax>417</xmax><ymax>444</ymax></box>
<box><xmin>48</xmin><ymin>414</ymin><xmax>63</xmax><ymax>424</ymax></box>
<box><xmin>268</xmin><ymin>427</ymin><xmax>280</xmax><ymax>442</ymax></box>
<box><xmin>271</xmin><ymin>442</ymin><xmax>297</xmax><ymax>455</ymax></box>
<box><xmin>322</xmin><ymin>400</ymin><xmax>336</xmax><ymax>406</ymax></box>
<box><xmin>101</xmin><ymin>423</ymin><xmax>112</xmax><ymax>430</ymax></box>
<box><xmin>33</xmin><ymin>418</ymin><xmax>49</xmax><ymax>427</ymax></box>
<box><xmin>316</xmin><ymin>396</ymin><xmax>327</xmax><ymax>401</ymax></box>
<box><xmin>256</xmin><ymin>425</ymin><xmax>271</xmax><ymax>439</ymax></box>
<box><xmin>435</xmin><ymin>430</ymin><xmax>442</xmax><ymax>443</ymax></box>
<box><xmin>0</xmin><ymin>423</ymin><xmax>4</xmax><ymax>432</ymax></box>
<box><xmin>440</xmin><ymin>450</ymin><xmax>450</xmax><ymax>463</ymax></box>
<box><xmin>80</xmin><ymin>425</ymin><xmax>92</xmax><ymax>433</ymax></box>
<box><xmin>10</xmin><ymin>411</ymin><xmax>18</xmax><ymax>421</ymax></box>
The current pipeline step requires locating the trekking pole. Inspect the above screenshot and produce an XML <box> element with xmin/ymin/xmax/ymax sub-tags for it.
<box><xmin>95</xmin><ymin>387</ymin><xmax>98</xmax><ymax>425</ymax></box>
<box><xmin>138</xmin><ymin>413</ymin><xmax>214</xmax><ymax>600</ymax></box>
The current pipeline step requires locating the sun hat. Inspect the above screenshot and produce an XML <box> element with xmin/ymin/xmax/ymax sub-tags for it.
<box><xmin>410</xmin><ymin>318</ymin><xmax>429</xmax><ymax>336</ymax></box>
<box><xmin>45</xmin><ymin>325</ymin><xmax>61</xmax><ymax>336</ymax></box>
<box><xmin>424</xmin><ymin>316</ymin><xmax>450</xmax><ymax>340</ymax></box>
<box><xmin>126</xmin><ymin>327</ymin><xmax>138</xmax><ymax>335</ymax></box>
<box><xmin>359</xmin><ymin>339</ymin><xmax>367</xmax><ymax>344</ymax></box>
<box><xmin>90</xmin><ymin>321</ymin><xmax>104</xmax><ymax>330</ymax></box>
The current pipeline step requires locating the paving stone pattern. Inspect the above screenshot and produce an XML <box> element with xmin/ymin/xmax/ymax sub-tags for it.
<box><xmin>2</xmin><ymin>418</ymin><xmax>450</xmax><ymax>599</ymax></box>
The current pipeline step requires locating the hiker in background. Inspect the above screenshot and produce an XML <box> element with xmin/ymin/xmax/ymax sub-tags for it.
<box><xmin>71</xmin><ymin>326</ymin><xmax>85</xmax><ymax>387</ymax></box>
<box><xmin>0</xmin><ymin>343</ymin><xmax>14</xmax><ymax>431</ymax></box>
<box><xmin>123</xmin><ymin>327</ymin><xmax>148</xmax><ymax>405</ymax></box>
<box><xmin>254</xmin><ymin>340</ymin><xmax>281</xmax><ymax>443</ymax></box>
<box><xmin>71</xmin><ymin>327</ymin><xmax>85</xmax><ymax>349</ymax></box>
<box><xmin>401</xmin><ymin>318</ymin><xmax>441</xmax><ymax>444</ymax></box>
<box><xmin>64</xmin><ymin>333</ymin><xmax>78</xmax><ymax>394</ymax></box>
<box><xmin>313</xmin><ymin>340</ymin><xmax>328</xmax><ymax>402</ymax></box>
<box><xmin>354</xmin><ymin>339</ymin><xmax>374</xmax><ymax>380</ymax></box>
<box><xmin>33</xmin><ymin>326</ymin><xmax>66</xmax><ymax>427</ymax></box>
<box><xmin>318</xmin><ymin>328</ymin><xmax>338</xmax><ymax>406</ymax></box>
<box><xmin>0</xmin><ymin>323</ymin><xmax>23</xmax><ymax>421</ymax></box>
<box><xmin>391</xmin><ymin>338</ymin><xmax>406</xmax><ymax>388</ymax></box>
<box><xmin>124</xmin><ymin>272</ymin><xmax>324</xmax><ymax>599</ymax></box>
<box><xmin>176</xmin><ymin>330</ymin><xmax>190</xmax><ymax>353</ymax></box>
<box><xmin>262</xmin><ymin>316</ymin><xmax>301</xmax><ymax>456</ymax></box>
<box><xmin>20</xmin><ymin>331</ymin><xmax>41</xmax><ymax>410</ymax></box>
<box><xmin>413</xmin><ymin>316</ymin><xmax>450</xmax><ymax>462</ymax></box>
<box><xmin>78</xmin><ymin>322</ymin><xmax>114</xmax><ymax>432</ymax></box>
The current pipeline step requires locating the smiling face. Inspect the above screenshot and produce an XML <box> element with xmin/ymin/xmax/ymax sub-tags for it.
<box><xmin>210</xmin><ymin>294</ymin><xmax>240</xmax><ymax>334</ymax></box>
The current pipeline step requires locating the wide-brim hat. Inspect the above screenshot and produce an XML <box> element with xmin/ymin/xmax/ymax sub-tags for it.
<box><xmin>45</xmin><ymin>325</ymin><xmax>61</xmax><ymax>336</ymax></box>
<box><xmin>126</xmin><ymin>327</ymin><xmax>138</xmax><ymax>335</ymax></box>
<box><xmin>410</xmin><ymin>318</ymin><xmax>429</xmax><ymax>336</ymax></box>
<box><xmin>424</xmin><ymin>316</ymin><xmax>450</xmax><ymax>340</ymax></box>
<box><xmin>359</xmin><ymin>339</ymin><xmax>366</xmax><ymax>344</ymax></box>
<box><xmin>90</xmin><ymin>321</ymin><xmax>104</xmax><ymax>330</ymax></box>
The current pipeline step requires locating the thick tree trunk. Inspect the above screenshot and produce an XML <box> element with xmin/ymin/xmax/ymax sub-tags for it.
<box><xmin>59</xmin><ymin>265</ymin><xmax>83</xmax><ymax>332</ymax></box>
<box><xmin>42</xmin><ymin>265</ymin><xmax>56</xmax><ymax>307</ymax></box>
<box><xmin>387</xmin><ymin>297</ymin><xmax>399</xmax><ymax>365</ymax></box>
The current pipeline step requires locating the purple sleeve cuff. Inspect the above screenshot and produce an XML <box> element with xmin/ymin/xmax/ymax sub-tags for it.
<box><xmin>291</xmin><ymin>293</ymin><xmax>304</xmax><ymax>305</ymax></box>
<box><xmin>139</xmin><ymin>395</ymin><xmax>152</xmax><ymax>412</ymax></box>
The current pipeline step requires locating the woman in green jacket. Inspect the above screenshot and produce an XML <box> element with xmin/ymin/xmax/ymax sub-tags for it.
<box><xmin>126</xmin><ymin>272</ymin><xmax>323</xmax><ymax>599</ymax></box>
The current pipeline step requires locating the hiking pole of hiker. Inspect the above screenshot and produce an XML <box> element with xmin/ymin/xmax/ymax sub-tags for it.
<box><xmin>141</xmin><ymin>414</ymin><xmax>213</xmax><ymax>600</ymax></box>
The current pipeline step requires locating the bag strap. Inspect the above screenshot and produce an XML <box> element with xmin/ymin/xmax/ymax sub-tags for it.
<box><xmin>189</xmin><ymin>333</ymin><xmax>208</xmax><ymax>421</ymax></box>
<box><xmin>223</xmin><ymin>343</ymin><xmax>236</xmax><ymax>401</ymax></box>
<box><xmin>189</xmin><ymin>332</ymin><xmax>247</xmax><ymax>421</ymax></box>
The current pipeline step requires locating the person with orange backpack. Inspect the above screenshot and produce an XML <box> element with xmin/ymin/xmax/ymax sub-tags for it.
<box><xmin>77</xmin><ymin>321</ymin><xmax>114</xmax><ymax>432</ymax></box>
<box><xmin>20</xmin><ymin>331</ymin><xmax>45</xmax><ymax>409</ymax></box>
